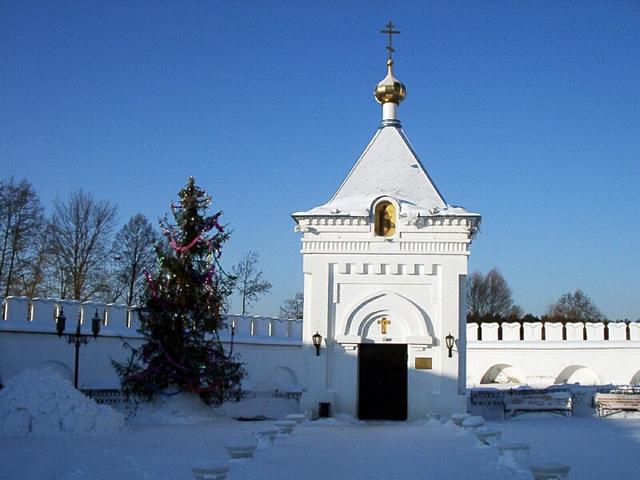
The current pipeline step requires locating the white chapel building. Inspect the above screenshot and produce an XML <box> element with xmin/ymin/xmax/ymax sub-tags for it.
<box><xmin>292</xmin><ymin>35</ymin><xmax>481</xmax><ymax>420</ymax></box>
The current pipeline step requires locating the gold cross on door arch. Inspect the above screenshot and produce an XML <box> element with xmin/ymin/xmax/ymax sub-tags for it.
<box><xmin>377</xmin><ymin>316</ymin><xmax>391</xmax><ymax>335</ymax></box>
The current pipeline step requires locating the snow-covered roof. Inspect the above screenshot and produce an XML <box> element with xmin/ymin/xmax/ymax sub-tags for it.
<box><xmin>293</xmin><ymin>125</ymin><xmax>478</xmax><ymax>218</ymax></box>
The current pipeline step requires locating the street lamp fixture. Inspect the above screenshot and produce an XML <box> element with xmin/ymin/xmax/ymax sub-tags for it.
<box><xmin>312</xmin><ymin>331</ymin><xmax>323</xmax><ymax>356</ymax></box>
<box><xmin>91</xmin><ymin>309</ymin><xmax>101</xmax><ymax>338</ymax></box>
<box><xmin>56</xmin><ymin>307</ymin><xmax>101</xmax><ymax>389</ymax></box>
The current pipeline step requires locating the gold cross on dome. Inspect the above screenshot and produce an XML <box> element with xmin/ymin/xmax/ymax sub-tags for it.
<box><xmin>378</xmin><ymin>316</ymin><xmax>391</xmax><ymax>335</ymax></box>
<box><xmin>381</xmin><ymin>21</ymin><xmax>400</xmax><ymax>61</ymax></box>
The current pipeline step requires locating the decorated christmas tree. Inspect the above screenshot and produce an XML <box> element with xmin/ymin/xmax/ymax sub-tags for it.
<box><xmin>113</xmin><ymin>177</ymin><xmax>243</xmax><ymax>405</ymax></box>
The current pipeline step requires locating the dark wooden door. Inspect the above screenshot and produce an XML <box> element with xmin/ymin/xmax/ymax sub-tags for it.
<box><xmin>358</xmin><ymin>343</ymin><xmax>407</xmax><ymax>420</ymax></box>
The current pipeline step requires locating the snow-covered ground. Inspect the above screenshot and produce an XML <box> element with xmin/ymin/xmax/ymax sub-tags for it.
<box><xmin>1</xmin><ymin>369</ymin><xmax>639</xmax><ymax>479</ymax></box>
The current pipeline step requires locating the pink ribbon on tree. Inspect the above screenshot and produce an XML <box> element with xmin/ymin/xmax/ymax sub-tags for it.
<box><xmin>170</xmin><ymin>235</ymin><xmax>202</xmax><ymax>253</ymax></box>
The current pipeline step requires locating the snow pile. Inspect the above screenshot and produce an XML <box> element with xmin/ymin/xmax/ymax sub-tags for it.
<box><xmin>129</xmin><ymin>392</ymin><xmax>222</xmax><ymax>425</ymax></box>
<box><xmin>217</xmin><ymin>396</ymin><xmax>300</xmax><ymax>420</ymax></box>
<box><xmin>425</xmin><ymin>417</ymin><xmax>442</xmax><ymax>428</ymax></box>
<box><xmin>494</xmin><ymin>449</ymin><xmax>529</xmax><ymax>474</ymax></box>
<box><xmin>0</xmin><ymin>368</ymin><xmax>124</xmax><ymax>437</ymax></box>
<box><xmin>129</xmin><ymin>392</ymin><xmax>300</xmax><ymax>425</ymax></box>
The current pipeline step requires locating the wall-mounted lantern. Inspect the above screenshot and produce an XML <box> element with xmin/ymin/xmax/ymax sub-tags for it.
<box><xmin>312</xmin><ymin>331</ymin><xmax>323</xmax><ymax>356</ymax></box>
<box><xmin>445</xmin><ymin>333</ymin><xmax>455</xmax><ymax>358</ymax></box>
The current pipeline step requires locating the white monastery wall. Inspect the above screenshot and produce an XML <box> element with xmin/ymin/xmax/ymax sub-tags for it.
<box><xmin>466</xmin><ymin>322</ymin><xmax>640</xmax><ymax>388</ymax></box>
<box><xmin>0</xmin><ymin>296</ymin><xmax>303</xmax><ymax>393</ymax></box>
<box><xmin>3</xmin><ymin>296</ymin><xmax>640</xmax><ymax>409</ymax></box>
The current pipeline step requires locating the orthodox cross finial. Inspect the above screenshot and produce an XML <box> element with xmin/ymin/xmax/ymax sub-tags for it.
<box><xmin>381</xmin><ymin>21</ymin><xmax>400</xmax><ymax>61</ymax></box>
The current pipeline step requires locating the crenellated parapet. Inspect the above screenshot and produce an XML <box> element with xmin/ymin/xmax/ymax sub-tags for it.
<box><xmin>223</xmin><ymin>314</ymin><xmax>302</xmax><ymax>344</ymax></box>
<box><xmin>467</xmin><ymin>321</ymin><xmax>639</xmax><ymax>343</ymax></box>
<box><xmin>466</xmin><ymin>321</ymin><xmax>640</xmax><ymax>388</ymax></box>
<box><xmin>1</xmin><ymin>296</ymin><xmax>302</xmax><ymax>344</ymax></box>
<box><xmin>1</xmin><ymin>296</ymin><xmax>142</xmax><ymax>337</ymax></box>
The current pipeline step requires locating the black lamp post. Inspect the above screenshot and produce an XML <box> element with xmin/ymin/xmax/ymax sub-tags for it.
<box><xmin>445</xmin><ymin>333</ymin><xmax>455</xmax><ymax>358</ymax></box>
<box><xmin>312</xmin><ymin>331</ymin><xmax>323</xmax><ymax>356</ymax></box>
<box><xmin>56</xmin><ymin>307</ymin><xmax>101</xmax><ymax>389</ymax></box>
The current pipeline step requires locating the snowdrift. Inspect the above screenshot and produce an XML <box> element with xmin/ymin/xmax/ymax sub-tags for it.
<box><xmin>0</xmin><ymin>368</ymin><xmax>124</xmax><ymax>437</ymax></box>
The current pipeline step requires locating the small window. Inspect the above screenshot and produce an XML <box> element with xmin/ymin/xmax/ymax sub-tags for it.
<box><xmin>374</xmin><ymin>201</ymin><xmax>396</xmax><ymax>237</ymax></box>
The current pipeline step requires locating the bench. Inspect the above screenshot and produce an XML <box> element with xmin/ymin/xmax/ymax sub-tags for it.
<box><xmin>594</xmin><ymin>392</ymin><xmax>640</xmax><ymax>417</ymax></box>
<box><xmin>504</xmin><ymin>392</ymin><xmax>572</xmax><ymax>419</ymax></box>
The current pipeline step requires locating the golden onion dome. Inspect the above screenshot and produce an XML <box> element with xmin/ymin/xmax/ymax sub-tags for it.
<box><xmin>374</xmin><ymin>59</ymin><xmax>406</xmax><ymax>104</ymax></box>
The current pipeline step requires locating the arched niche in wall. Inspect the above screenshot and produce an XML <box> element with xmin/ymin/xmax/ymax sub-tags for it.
<box><xmin>555</xmin><ymin>365</ymin><xmax>600</xmax><ymax>386</ymax></box>
<box><xmin>336</xmin><ymin>290</ymin><xmax>433</xmax><ymax>345</ymax></box>
<box><xmin>480</xmin><ymin>364</ymin><xmax>524</xmax><ymax>385</ymax></box>
<box><xmin>371</xmin><ymin>197</ymin><xmax>399</xmax><ymax>238</ymax></box>
<box><xmin>273</xmin><ymin>366</ymin><xmax>298</xmax><ymax>392</ymax></box>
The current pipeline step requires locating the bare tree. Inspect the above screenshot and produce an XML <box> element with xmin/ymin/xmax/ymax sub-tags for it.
<box><xmin>16</xmin><ymin>236</ymin><xmax>50</xmax><ymax>298</ymax></box>
<box><xmin>46</xmin><ymin>190</ymin><xmax>118</xmax><ymax>300</ymax></box>
<box><xmin>467</xmin><ymin>271</ymin><xmax>488</xmax><ymax>318</ymax></box>
<box><xmin>547</xmin><ymin>289</ymin><xmax>605</xmax><ymax>322</ymax></box>
<box><xmin>111</xmin><ymin>213</ymin><xmax>157</xmax><ymax>305</ymax></box>
<box><xmin>467</xmin><ymin>268</ymin><xmax>521</xmax><ymax>321</ymax></box>
<box><xmin>279</xmin><ymin>291</ymin><xmax>303</xmax><ymax>319</ymax></box>
<box><xmin>231</xmin><ymin>251</ymin><xmax>272</xmax><ymax>314</ymax></box>
<box><xmin>0</xmin><ymin>178</ymin><xmax>44</xmax><ymax>296</ymax></box>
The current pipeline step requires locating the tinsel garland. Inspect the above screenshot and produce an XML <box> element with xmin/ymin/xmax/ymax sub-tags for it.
<box><xmin>170</xmin><ymin>234</ymin><xmax>202</xmax><ymax>253</ymax></box>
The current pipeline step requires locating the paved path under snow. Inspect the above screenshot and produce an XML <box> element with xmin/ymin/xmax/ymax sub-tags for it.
<box><xmin>1</xmin><ymin>416</ymin><xmax>639</xmax><ymax>479</ymax></box>
<box><xmin>230</xmin><ymin>420</ymin><xmax>526</xmax><ymax>480</ymax></box>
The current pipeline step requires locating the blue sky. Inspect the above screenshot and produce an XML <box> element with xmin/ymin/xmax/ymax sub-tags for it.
<box><xmin>2</xmin><ymin>1</ymin><xmax>639</xmax><ymax>319</ymax></box>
